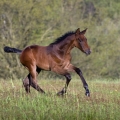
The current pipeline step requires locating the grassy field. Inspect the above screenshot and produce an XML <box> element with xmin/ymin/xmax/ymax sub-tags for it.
<box><xmin>0</xmin><ymin>79</ymin><xmax>120</xmax><ymax>120</ymax></box>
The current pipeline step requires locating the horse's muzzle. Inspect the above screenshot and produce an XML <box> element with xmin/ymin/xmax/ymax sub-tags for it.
<box><xmin>85</xmin><ymin>50</ymin><xmax>91</xmax><ymax>55</ymax></box>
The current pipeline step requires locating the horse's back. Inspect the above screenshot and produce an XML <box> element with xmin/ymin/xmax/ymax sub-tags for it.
<box><xmin>20</xmin><ymin>45</ymin><xmax>50</xmax><ymax>70</ymax></box>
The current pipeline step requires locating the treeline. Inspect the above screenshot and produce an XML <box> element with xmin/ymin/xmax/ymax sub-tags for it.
<box><xmin>0</xmin><ymin>0</ymin><xmax>120</xmax><ymax>80</ymax></box>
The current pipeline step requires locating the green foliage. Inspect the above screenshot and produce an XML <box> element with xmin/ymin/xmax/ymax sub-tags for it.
<box><xmin>0</xmin><ymin>0</ymin><xmax>120</xmax><ymax>79</ymax></box>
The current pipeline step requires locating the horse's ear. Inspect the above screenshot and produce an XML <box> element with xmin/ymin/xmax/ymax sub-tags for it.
<box><xmin>75</xmin><ymin>28</ymin><xmax>80</xmax><ymax>36</ymax></box>
<box><xmin>80</xmin><ymin>28</ymin><xmax>87</xmax><ymax>34</ymax></box>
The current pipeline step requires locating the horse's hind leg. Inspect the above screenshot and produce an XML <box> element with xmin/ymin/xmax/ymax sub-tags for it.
<box><xmin>23</xmin><ymin>74</ymin><xmax>31</xmax><ymax>93</ymax></box>
<box><xmin>23</xmin><ymin>67</ymin><xmax>41</xmax><ymax>93</ymax></box>
<box><xmin>30</xmin><ymin>77</ymin><xmax>45</xmax><ymax>93</ymax></box>
<box><xmin>57</xmin><ymin>73</ymin><xmax>71</xmax><ymax>95</ymax></box>
<box><xmin>28</xmin><ymin>64</ymin><xmax>45</xmax><ymax>93</ymax></box>
<box><xmin>23</xmin><ymin>66</ymin><xmax>45</xmax><ymax>93</ymax></box>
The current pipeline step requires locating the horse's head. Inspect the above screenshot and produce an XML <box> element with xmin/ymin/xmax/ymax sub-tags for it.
<box><xmin>74</xmin><ymin>28</ymin><xmax>91</xmax><ymax>55</ymax></box>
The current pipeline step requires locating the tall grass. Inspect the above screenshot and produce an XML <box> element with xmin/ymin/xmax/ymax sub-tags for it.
<box><xmin>0</xmin><ymin>79</ymin><xmax>120</xmax><ymax>120</ymax></box>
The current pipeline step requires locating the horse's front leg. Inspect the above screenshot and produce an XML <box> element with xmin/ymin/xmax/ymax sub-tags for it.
<box><xmin>57</xmin><ymin>73</ymin><xmax>71</xmax><ymax>96</ymax></box>
<box><xmin>74</xmin><ymin>67</ymin><xmax>90</xmax><ymax>97</ymax></box>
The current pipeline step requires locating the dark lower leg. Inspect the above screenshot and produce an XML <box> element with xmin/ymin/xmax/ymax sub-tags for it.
<box><xmin>30</xmin><ymin>81</ymin><xmax>45</xmax><ymax>93</ymax></box>
<box><xmin>75</xmin><ymin>68</ymin><xmax>90</xmax><ymax>96</ymax></box>
<box><xmin>23</xmin><ymin>74</ymin><xmax>30</xmax><ymax>93</ymax></box>
<box><xmin>23</xmin><ymin>73</ymin><xmax>41</xmax><ymax>93</ymax></box>
<box><xmin>30</xmin><ymin>67</ymin><xmax>45</xmax><ymax>93</ymax></box>
<box><xmin>57</xmin><ymin>73</ymin><xmax>71</xmax><ymax>95</ymax></box>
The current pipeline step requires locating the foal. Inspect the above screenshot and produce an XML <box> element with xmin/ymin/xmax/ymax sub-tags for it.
<box><xmin>4</xmin><ymin>28</ymin><xmax>91</xmax><ymax>96</ymax></box>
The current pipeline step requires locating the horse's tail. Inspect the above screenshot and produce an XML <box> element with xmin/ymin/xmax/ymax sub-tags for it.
<box><xmin>4</xmin><ymin>46</ymin><xmax>22</xmax><ymax>54</ymax></box>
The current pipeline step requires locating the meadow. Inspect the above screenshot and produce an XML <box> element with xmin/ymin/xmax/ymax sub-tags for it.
<box><xmin>0</xmin><ymin>79</ymin><xmax>120</xmax><ymax>120</ymax></box>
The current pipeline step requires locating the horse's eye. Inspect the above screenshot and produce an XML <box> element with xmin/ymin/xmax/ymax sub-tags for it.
<box><xmin>78</xmin><ymin>38</ymin><xmax>82</xmax><ymax>42</ymax></box>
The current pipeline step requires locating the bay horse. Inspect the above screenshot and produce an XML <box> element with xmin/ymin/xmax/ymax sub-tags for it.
<box><xmin>4</xmin><ymin>28</ymin><xmax>91</xmax><ymax>96</ymax></box>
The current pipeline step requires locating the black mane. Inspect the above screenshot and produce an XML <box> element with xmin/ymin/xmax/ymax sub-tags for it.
<box><xmin>50</xmin><ymin>31</ymin><xmax>74</xmax><ymax>45</ymax></box>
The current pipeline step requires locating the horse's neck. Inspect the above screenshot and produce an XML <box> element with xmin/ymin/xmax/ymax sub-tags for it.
<box><xmin>48</xmin><ymin>35</ymin><xmax>75</xmax><ymax>57</ymax></box>
<box><xmin>58</xmin><ymin>36</ymin><xmax>75</xmax><ymax>55</ymax></box>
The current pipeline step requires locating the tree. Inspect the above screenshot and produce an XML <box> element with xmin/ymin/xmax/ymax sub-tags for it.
<box><xmin>0</xmin><ymin>0</ymin><xmax>120</xmax><ymax>80</ymax></box>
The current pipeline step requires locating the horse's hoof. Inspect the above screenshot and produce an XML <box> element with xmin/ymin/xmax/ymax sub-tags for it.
<box><xmin>57</xmin><ymin>92</ymin><xmax>63</xmax><ymax>96</ymax></box>
<box><xmin>85</xmin><ymin>92</ymin><xmax>90</xmax><ymax>97</ymax></box>
<box><xmin>57</xmin><ymin>90</ymin><xmax>66</xmax><ymax>96</ymax></box>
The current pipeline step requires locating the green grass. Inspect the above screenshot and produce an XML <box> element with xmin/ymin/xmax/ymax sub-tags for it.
<box><xmin>0</xmin><ymin>79</ymin><xmax>120</xmax><ymax>120</ymax></box>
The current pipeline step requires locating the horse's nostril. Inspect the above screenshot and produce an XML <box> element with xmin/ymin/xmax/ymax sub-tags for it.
<box><xmin>86</xmin><ymin>50</ymin><xmax>91</xmax><ymax>55</ymax></box>
<box><xmin>89</xmin><ymin>50</ymin><xmax>91</xmax><ymax>54</ymax></box>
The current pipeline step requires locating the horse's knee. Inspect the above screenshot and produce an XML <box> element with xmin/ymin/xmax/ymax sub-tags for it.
<box><xmin>74</xmin><ymin>67</ymin><xmax>82</xmax><ymax>75</ymax></box>
<box><xmin>65</xmin><ymin>73</ymin><xmax>71</xmax><ymax>80</ymax></box>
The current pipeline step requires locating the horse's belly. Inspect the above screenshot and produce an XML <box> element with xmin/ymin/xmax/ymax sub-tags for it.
<box><xmin>37</xmin><ymin>61</ymin><xmax>50</xmax><ymax>70</ymax></box>
<box><xmin>36</xmin><ymin>55</ymin><xmax>50</xmax><ymax>71</ymax></box>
